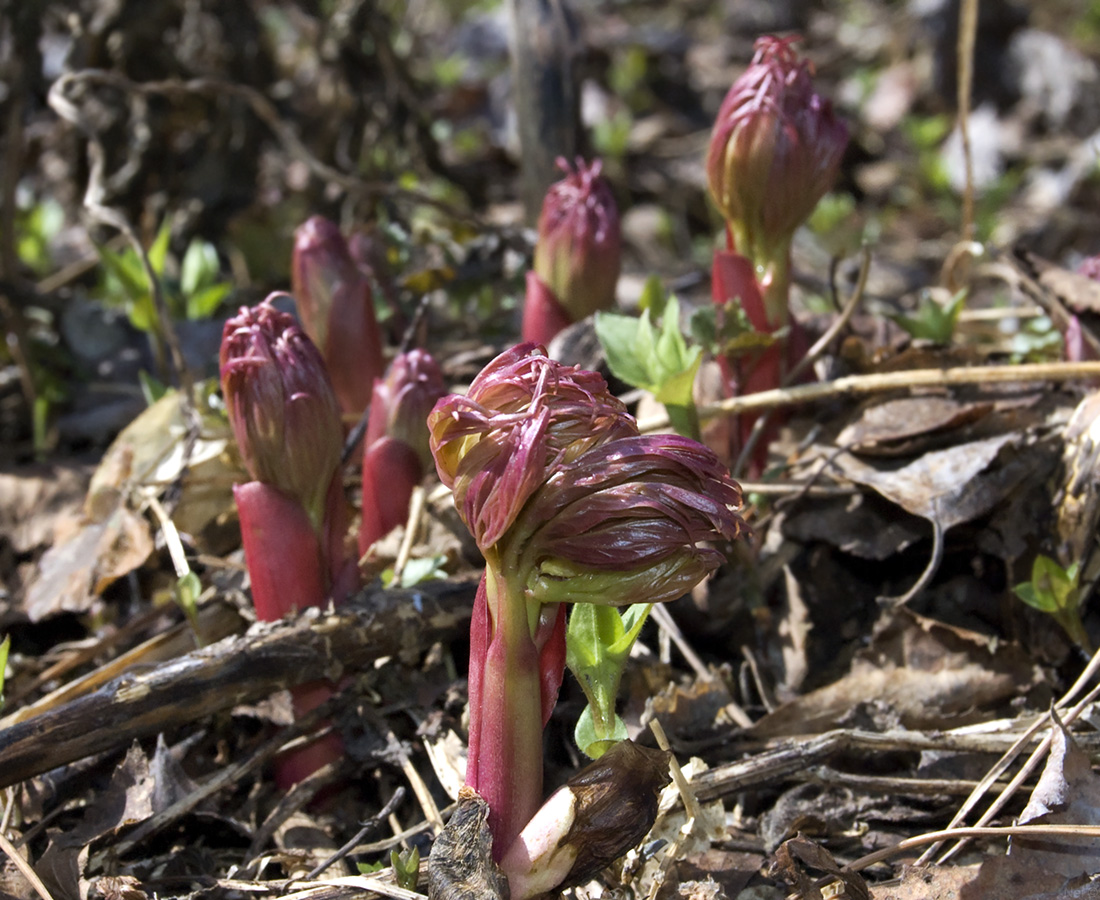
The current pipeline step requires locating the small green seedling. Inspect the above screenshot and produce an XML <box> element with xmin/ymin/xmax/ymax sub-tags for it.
<box><xmin>390</xmin><ymin>847</ymin><xmax>420</xmax><ymax>892</ymax></box>
<box><xmin>1014</xmin><ymin>555</ymin><xmax>1091</xmax><ymax>652</ymax></box>
<box><xmin>96</xmin><ymin>221</ymin><xmax>232</xmax><ymax>332</ymax></box>
<box><xmin>689</xmin><ymin>299</ymin><xmax>781</xmax><ymax>360</ymax></box>
<box><xmin>381</xmin><ymin>555</ymin><xmax>449</xmax><ymax>590</ymax></box>
<box><xmin>595</xmin><ymin>279</ymin><xmax>702</xmax><ymax>439</ymax></box>
<box><xmin>565</xmin><ymin>603</ymin><xmax>651</xmax><ymax>759</ymax></box>
<box><xmin>889</xmin><ymin>289</ymin><xmax>967</xmax><ymax>345</ymax></box>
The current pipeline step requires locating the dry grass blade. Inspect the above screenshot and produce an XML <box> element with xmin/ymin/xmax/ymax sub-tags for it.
<box><xmin>0</xmin><ymin>828</ymin><xmax>56</xmax><ymax>900</ymax></box>
<box><xmin>848</xmin><ymin>823</ymin><xmax>1100</xmax><ymax>874</ymax></box>
<box><xmin>927</xmin><ymin>645</ymin><xmax>1100</xmax><ymax>865</ymax></box>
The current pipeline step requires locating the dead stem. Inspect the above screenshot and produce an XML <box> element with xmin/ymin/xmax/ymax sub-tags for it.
<box><xmin>956</xmin><ymin>0</ymin><xmax>979</xmax><ymax>241</ymax></box>
<box><xmin>638</xmin><ymin>361</ymin><xmax>1100</xmax><ymax>433</ymax></box>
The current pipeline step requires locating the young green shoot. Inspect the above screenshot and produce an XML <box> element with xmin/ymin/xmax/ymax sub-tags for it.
<box><xmin>595</xmin><ymin>282</ymin><xmax>702</xmax><ymax>439</ymax></box>
<box><xmin>1015</xmin><ymin>555</ymin><xmax>1091</xmax><ymax>653</ymax></box>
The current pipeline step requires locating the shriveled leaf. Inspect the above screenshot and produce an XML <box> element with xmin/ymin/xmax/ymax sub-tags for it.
<box><xmin>24</xmin><ymin>506</ymin><xmax>154</xmax><ymax>621</ymax></box>
<box><xmin>1011</xmin><ymin>716</ymin><xmax>1100</xmax><ymax>878</ymax></box>
<box><xmin>836</xmin><ymin>395</ymin><xmax>994</xmax><ymax>456</ymax></box>
<box><xmin>751</xmin><ymin>611</ymin><xmax>1038</xmax><ymax>737</ymax></box>
<box><xmin>827</xmin><ymin>432</ymin><xmax>1028</xmax><ymax>532</ymax></box>
<box><xmin>37</xmin><ymin>743</ymin><xmax>158</xmax><ymax>900</ymax></box>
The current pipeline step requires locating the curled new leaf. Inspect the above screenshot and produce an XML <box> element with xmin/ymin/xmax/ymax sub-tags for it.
<box><xmin>533</xmin><ymin>158</ymin><xmax>621</xmax><ymax>324</ymax></box>
<box><xmin>429</xmin><ymin>343</ymin><xmax>634</xmax><ymax>549</ymax></box>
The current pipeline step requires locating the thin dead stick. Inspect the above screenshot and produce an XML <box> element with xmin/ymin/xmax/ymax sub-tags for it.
<box><xmin>648</xmin><ymin>605</ymin><xmax>753</xmax><ymax>730</ymax></box>
<box><xmin>787</xmin><ymin>246</ymin><xmax>872</xmax><ymax>387</ymax></box>
<box><xmin>917</xmin><ymin>641</ymin><xmax>1100</xmax><ymax>865</ymax></box>
<box><xmin>352</xmin><ymin>804</ymin><xmax>455</xmax><ymax>855</ymax></box>
<box><xmin>0</xmin><ymin>828</ymin><xmax>56</xmax><ymax>900</ymax></box>
<box><xmin>385</xmin><ymin>725</ymin><xmax>445</xmax><ymax>835</ymax></box>
<box><xmin>736</xmin><ymin>480</ymin><xmax>855</xmax><ymax>497</ymax></box>
<box><xmin>115</xmin><ymin>713</ymin><xmax>340</xmax><ymax>859</ymax></box>
<box><xmin>48</xmin><ymin>73</ymin><xmax>194</xmax><ymax>404</ymax></box>
<box><xmin>48</xmin><ymin>69</ymin><xmax>477</xmax><ymax>225</ymax></box>
<box><xmin>303</xmin><ymin>787</ymin><xmax>407</xmax><ymax>881</ymax></box>
<box><xmin>848</xmin><ymin>823</ymin><xmax>1100</xmax><ymax>875</ymax></box>
<box><xmin>0</xmin><ymin>581</ymin><xmax>474</xmax><ymax>789</ymax></box>
<box><xmin>880</xmin><ymin>518</ymin><xmax>944</xmax><ymax>606</ymax></box>
<box><xmin>392</xmin><ymin>486</ymin><xmax>428</xmax><ymax>585</ymax></box>
<box><xmin>956</xmin><ymin>0</ymin><xmax>979</xmax><ymax>240</ymax></box>
<box><xmin>637</xmin><ymin>362</ymin><xmax>1100</xmax><ymax>433</ymax></box>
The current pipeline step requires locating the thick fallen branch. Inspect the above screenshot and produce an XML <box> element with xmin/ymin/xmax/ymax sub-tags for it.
<box><xmin>0</xmin><ymin>579</ymin><xmax>475</xmax><ymax>789</ymax></box>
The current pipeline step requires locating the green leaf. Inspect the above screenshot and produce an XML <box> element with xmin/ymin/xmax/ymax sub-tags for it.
<box><xmin>574</xmin><ymin>704</ymin><xmax>627</xmax><ymax>760</ymax></box>
<box><xmin>357</xmin><ymin>861</ymin><xmax>385</xmax><ymax>875</ymax></box>
<box><xmin>390</xmin><ymin>847</ymin><xmax>420</xmax><ymax>891</ymax></box>
<box><xmin>594</xmin><ymin>311</ymin><xmax>653</xmax><ymax>387</ymax></box>
<box><xmin>139</xmin><ymin>371</ymin><xmax>170</xmax><ymax>406</ymax></box>
<box><xmin>1014</xmin><ymin>581</ymin><xmax>1058</xmax><ymax>614</ymax></box>
<box><xmin>382</xmin><ymin>555</ymin><xmax>449</xmax><ymax>589</ymax></box>
<box><xmin>147</xmin><ymin>221</ymin><xmax>173</xmax><ymax>276</ymax></box>
<box><xmin>185</xmin><ymin>283</ymin><xmax>232</xmax><ymax>321</ymax></box>
<box><xmin>890</xmin><ymin>289</ymin><xmax>967</xmax><ymax>345</ymax></box>
<box><xmin>595</xmin><ymin>296</ymin><xmax>702</xmax><ymax>437</ymax></box>
<box><xmin>566</xmin><ymin>602</ymin><xmax>653</xmax><ymax>758</ymax></box>
<box><xmin>1014</xmin><ymin>554</ymin><xmax>1089</xmax><ymax>651</ymax></box>
<box><xmin>176</xmin><ymin>571</ymin><xmax>203</xmax><ymax>636</ymax></box>
<box><xmin>97</xmin><ymin>244</ymin><xmax>149</xmax><ymax>304</ymax></box>
<box><xmin>181</xmin><ymin>239</ymin><xmax>221</xmax><ymax>296</ymax></box>
<box><xmin>637</xmin><ymin>274</ymin><xmax>667</xmax><ymax>317</ymax></box>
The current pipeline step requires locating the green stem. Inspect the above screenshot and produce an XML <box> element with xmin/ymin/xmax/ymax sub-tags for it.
<box><xmin>758</xmin><ymin>250</ymin><xmax>791</xmax><ymax>333</ymax></box>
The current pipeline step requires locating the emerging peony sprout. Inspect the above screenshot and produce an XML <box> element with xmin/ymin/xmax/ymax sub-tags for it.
<box><xmin>706</xmin><ymin>35</ymin><xmax>847</xmax><ymax>315</ymax></box>
<box><xmin>359</xmin><ymin>349</ymin><xmax>447</xmax><ymax>556</ymax></box>
<box><xmin>220</xmin><ymin>296</ymin><xmax>354</xmax><ymax>786</ymax></box>
<box><xmin>291</xmin><ymin>215</ymin><xmax>385</xmax><ymax>417</ymax></box>
<box><xmin>428</xmin><ymin>343</ymin><xmax>744</xmax><ymax>860</ymax></box>
<box><xmin>522</xmin><ymin>158</ymin><xmax>622</xmax><ymax>346</ymax></box>
<box><xmin>706</xmin><ymin>36</ymin><xmax>847</xmax><ymax>473</ymax></box>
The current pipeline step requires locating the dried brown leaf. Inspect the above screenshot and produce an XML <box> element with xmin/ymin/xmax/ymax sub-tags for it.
<box><xmin>870</xmin><ymin>863</ymin><xmax>981</xmax><ymax>900</ymax></box>
<box><xmin>837</xmin><ymin>396</ymin><xmax>993</xmax><ymax>457</ymax></box>
<box><xmin>827</xmin><ymin>433</ymin><xmax>1027</xmax><ymax>532</ymax></box>
<box><xmin>1011</xmin><ymin>716</ymin><xmax>1100</xmax><ymax>877</ymax></box>
<box><xmin>751</xmin><ymin>612</ymin><xmax>1037</xmax><ymax>737</ymax></box>
<box><xmin>23</xmin><ymin>505</ymin><xmax>153</xmax><ymax>621</ymax></box>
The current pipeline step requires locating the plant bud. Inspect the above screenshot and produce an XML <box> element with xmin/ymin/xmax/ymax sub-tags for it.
<box><xmin>220</xmin><ymin>296</ymin><xmax>344</xmax><ymax>533</ymax></box>
<box><xmin>533</xmin><ymin>158</ymin><xmax>621</xmax><ymax>325</ymax></box>
<box><xmin>428</xmin><ymin>343</ymin><xmax>635</xmax><ymax>550</ymax></box>
<box><xmin>522</xmin><ymin>434</ymin><xmax>745</xmax><ymax>607</ymax></box>
<box><xmin>500</xmin><ymin>740</ymin><xmax>672</xmax><ymax>900</ymax></box>
<box><xmin>291</xmin><ymin>215</ymin><xmax>384</xmax><ymax>415</ymax></box>
<box><xmin>706</xmin><ymin>36</ymin><xmax>847</xmax><ymax>256</ymax></box>
<box><xmin>364</xmin><ymin>349</ymin><xmax>446</xmax><ymax>471</ymax></box>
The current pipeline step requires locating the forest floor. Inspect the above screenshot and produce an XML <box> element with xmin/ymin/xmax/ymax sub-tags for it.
<box><xmin>7</xmin><ymin>1</ymin><xmax>1100</xmax><ymax>899</ymax></box>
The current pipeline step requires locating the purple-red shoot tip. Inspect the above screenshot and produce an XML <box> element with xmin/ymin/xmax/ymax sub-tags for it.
<box><xmin>706</xmin><ymin>35</ymin><xmax>848</xmax><ymax>255</ymax></box>
<box><xmin>220</xmin><ymin>295</ymin><xmax>344</xmax><ymax>534</ymax></box>
<box><xmin>529</xmin><ymin>159</ymin><xmax>621</xmax><ymax>335</ymax></box>
<box><xmin>292</xmin><ymin>215</ymin><xmax>384</xmax><ymax>416</ymax></box>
